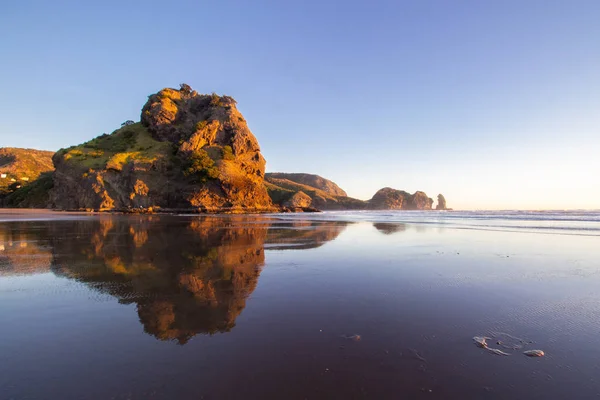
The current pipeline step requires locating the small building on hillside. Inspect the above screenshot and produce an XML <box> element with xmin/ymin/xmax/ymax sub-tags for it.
<box><xmin>10</xmin><ymin>178</ymin><xmax>16</xmax><ymax>182</ymax></box>
<box><xmin>21</xmin><ymin>177</ymin><xmax>29</xmax><ymax>181</ymax></box>
<box><xmin>0</xmin><ymin>173</ymin><xmax>6</xmax><ymax>178</ymax></box>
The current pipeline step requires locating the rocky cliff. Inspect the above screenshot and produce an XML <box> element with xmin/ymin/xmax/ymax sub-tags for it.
<box><xmin>50</xmin><ymin>85</ymin><xmax>273</xmax><ymax>212</ymax></box>
<box><xmin>368</xmin><ymin>187</ymin><xmax>434</xmax><ymax>210</ymax></box>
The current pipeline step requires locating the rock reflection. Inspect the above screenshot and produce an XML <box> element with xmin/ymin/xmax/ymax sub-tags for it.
<box><xmin>0</xmin><ymin>222</ymin><xmax>52</xmax><ymax>275</ymax></box>
<box><xmin>39</xmin><ymin>216</ymin><xmax>348</xmax><ymax>343</ymax></box>
<box><xmin>373</xmin><ymin>222</ymin><xmax>407</xmax><ymax>235</ymax></box>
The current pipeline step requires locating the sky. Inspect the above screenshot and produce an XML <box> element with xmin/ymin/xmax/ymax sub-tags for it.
<box><xmin>1</xmin><ymin>0</ymin><xmax>599</xmax><ymax>210</ymax></box>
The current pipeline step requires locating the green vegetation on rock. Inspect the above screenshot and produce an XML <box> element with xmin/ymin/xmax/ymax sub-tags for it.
<box><xmin>0</xmin><ymin>148</ymin><xmax>55</xmax><ymax>206</ymax></box>
<box><xmin>3</xmin><ymin>172</ymin><xmax>54</xmax><ymax>208</ymax></box>
<box><xmin>57</xmin><ymin>123</ymin><xmax>172</xmax><ymax>171</ymax></box>
<box><xmin>183</xmin><ymin>149</ymin><xmax>219</xmax><ymax>183</ymax></box>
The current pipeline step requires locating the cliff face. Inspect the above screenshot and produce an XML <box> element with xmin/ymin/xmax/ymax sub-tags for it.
<box><xmin>368</xmin><ymin>187</ymin><xmax>433</xmax><ymax>210</ymax></box>
<box><xmin>50</xmin><ymin>85</ymin><xmax>273</xmax><ymax>211</ymax></box>
<box><xmin>265</xmin><ymin>173</ymin><xmax>347</xmax><ymax>197</ymax></box>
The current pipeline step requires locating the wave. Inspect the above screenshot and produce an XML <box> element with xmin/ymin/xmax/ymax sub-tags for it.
<box><xmin>273</xmin><ymin>210</ymin><xmax>600</xmax><ymax>236</ymax></box>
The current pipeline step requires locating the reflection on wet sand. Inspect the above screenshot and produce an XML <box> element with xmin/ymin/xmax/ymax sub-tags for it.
<box><xmin>1</xmin><ymin>216</ymin><xmax>348</xmax><ymax>344</ymax></box>
<box><xmin>373</xmin><ymin>222</ymin><xmax>407</xmax><ymax>235</ymax></box>
<box><xmin>0</xmin><ymin>222</ymin><xmax>53</xmax><ymax>275</ymax></box>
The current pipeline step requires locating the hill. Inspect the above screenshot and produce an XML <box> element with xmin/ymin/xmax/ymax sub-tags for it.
<box><xmin>265</xmin><ymin>173</ymin><xmax>444</xmax><ymax>211</ymax></box>
<box><xmin>0</xmin><ymin>148</ymin><xmax>55</xmax><ymax>207</ymax></box>
<box><xmin>265</xmin><ymin>173</ymin><xmax>347</xmax><ymax>196</ymax></box>
<box><xmin>264</xmin><ymin>175</ymin><xmax>365</xmax><ymax>210</ymax></box>
<box><xmin>50</xmin><ymin>84</ymin><xmax>275</xmax><ymax>212</ymax></box>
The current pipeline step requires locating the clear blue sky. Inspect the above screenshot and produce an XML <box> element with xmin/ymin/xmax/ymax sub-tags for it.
<box><xmin>1</xmin><ymin>0</ymin><xmax>599</xmax><ymax>209</ymax></box>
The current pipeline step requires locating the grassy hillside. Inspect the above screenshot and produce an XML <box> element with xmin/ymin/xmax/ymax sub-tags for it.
<box><xmin>56</xmin><ymin>123</ymin><xmax>173</xmax><ymax>171</ymax></box>
<box><xmin>2</xmin><ymin>172</ymin><xmax>54</xmax><ymax>208</ymax></box>
<box><xmin>0</xmin><ymin>148</ymin><xmax>54</xmax><ymax>197</ymax></box>
<box><xmin>265</xmin><ymin>176</ymin><xmax>366</xmax><ymax>210</ymax></box>
<box><xmin>265</xmin><ymin>173</ymin><xmax>347</xmax><ymax>197</ymax></box>
<box><xmin>265</xmin><ymin>177</ymin><xmax>337</xmax><ymax>204</ymax></box>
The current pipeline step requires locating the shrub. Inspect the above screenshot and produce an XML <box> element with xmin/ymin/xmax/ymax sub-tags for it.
<box><xmin>209</xmin><ymin>93</ymin><xmax>222</xmax><ymax>107</ymax></box>
<box><xmin>195</xmin><ymin>120</ymin><xmax>208</xmax><ymax>131</ymax></box>
<box><xmin>222</xmin><ymin>145</ymin><xmax>235</xmax><ymax>160</ymax></box>
<box><xmin>89</xmin><ymin>150</ymin><xmax>104</xmax><ymax>158</ymax></box>
<box><xmin>183</xmin><ymin>150</ymin><xmax>219</xmax><ymax>183</ymax></box>
<box><xmin>122</xmin><ymin>130</ymin><xmax>135</xmax><ymax>140</ymax></box>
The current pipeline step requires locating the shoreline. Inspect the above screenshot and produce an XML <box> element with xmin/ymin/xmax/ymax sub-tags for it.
<box><xmin>0</xmin><ymin>206</ymin><xmax>453</xmax><ymax>216</ymax></box>
<box><xmin>0</xmin><ymin>207</ymin><xmax>322</xmax><ymax>216</ymax></box>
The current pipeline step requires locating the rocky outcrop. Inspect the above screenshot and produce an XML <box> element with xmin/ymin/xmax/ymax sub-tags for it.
<box><xmin>283</xmin><ymin>191</ymin><xmax>312</xmax><ymax>208</ymax></box>
<box><xmin>368</xmin><ymin>187</ymin><xmax>433</xmax><ymax>210</ymax></box>
<box><xmin>50</xmin><ymin>85</ymin><xmax>273</xmax><ymax>212</ymax></box>
<box><xmin>409</xmin><ymin>191</ymin><xmax>434</xmax><ymax>210</ymax></box>
<box><xmin>436</xmin><ymin>194</ymin><xmax>447</xmax><ymax>210</ymax></box>
<box><xmin>369</xmin><ymin>187</ymin><xmax>409</xmax><ymax>209</ymax></box>
<box><xmin>265</xmin><ymin>173</ymin><xmax>347</xmax><ymax>197</ymax></box>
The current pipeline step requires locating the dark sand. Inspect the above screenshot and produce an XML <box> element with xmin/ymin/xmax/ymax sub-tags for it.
<box><xmin>1</xmin><ymin>211</ymin><xmax>599</xmax><ymax>399</ymax></box>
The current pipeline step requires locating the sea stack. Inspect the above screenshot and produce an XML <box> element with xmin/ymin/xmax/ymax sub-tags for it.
<box><xmin>50</xmin><ymin>84</ymin><xmax>273</xmax><ymax>212</ymax></box>
<box><xmin>436</xmin><ymin>194</ymin><xmax>447</xmax><ymax>210</ymax></box>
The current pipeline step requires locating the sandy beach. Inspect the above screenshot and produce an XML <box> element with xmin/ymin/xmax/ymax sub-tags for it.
<box><xmin>1</xmin><ymin>210</ymin><xmax>599</xmax><ymax>399</ymax></box>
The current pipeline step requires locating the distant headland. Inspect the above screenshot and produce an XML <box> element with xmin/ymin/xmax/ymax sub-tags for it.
<box><xmin>0</xmin><ymin>84</ymin><xmax>448</xmax><ymax>212</ymax></box>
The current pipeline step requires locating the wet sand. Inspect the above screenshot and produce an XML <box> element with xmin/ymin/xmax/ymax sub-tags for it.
<box><xmin>1</xmin><ymin>211</ymin><xmax>599</xmax><ymax>399</ymax></box>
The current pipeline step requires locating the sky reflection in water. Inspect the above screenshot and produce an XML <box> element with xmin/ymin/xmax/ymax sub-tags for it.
<box><xmin>1</xmin><ymin>213</ymin><xmax>599</xmax><ymax>399</ymax></box>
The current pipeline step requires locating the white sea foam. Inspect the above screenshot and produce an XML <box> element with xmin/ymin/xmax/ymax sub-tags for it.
<box><xmin>272</xmin><ymin>210</ymin><xmax>600</xmax><ymax>236</ymax></box>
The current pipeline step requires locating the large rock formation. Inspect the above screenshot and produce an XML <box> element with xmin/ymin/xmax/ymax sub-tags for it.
<box><xmin>368</xmin><ymin>187</ymin><xmax>433</xmax><ymax>210</ymax></box>
<box><xmin>50</xmin><ymin>85</ymin><xmax>273</xmax><ymax>212</ymax></box>
<box><xmin>436</xmin><ymin>194</ymin><xmax>447</xmax><ymax>210</ymax></box>
<box><xmin>283</xmin><ymin>191</ymin><xmax>312</xmax><ymax>208</ymax></box>
<box><xmin>265</xmin><ymin>173</ymin><xmax>347</xmax><ymax>197</ymax></box>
